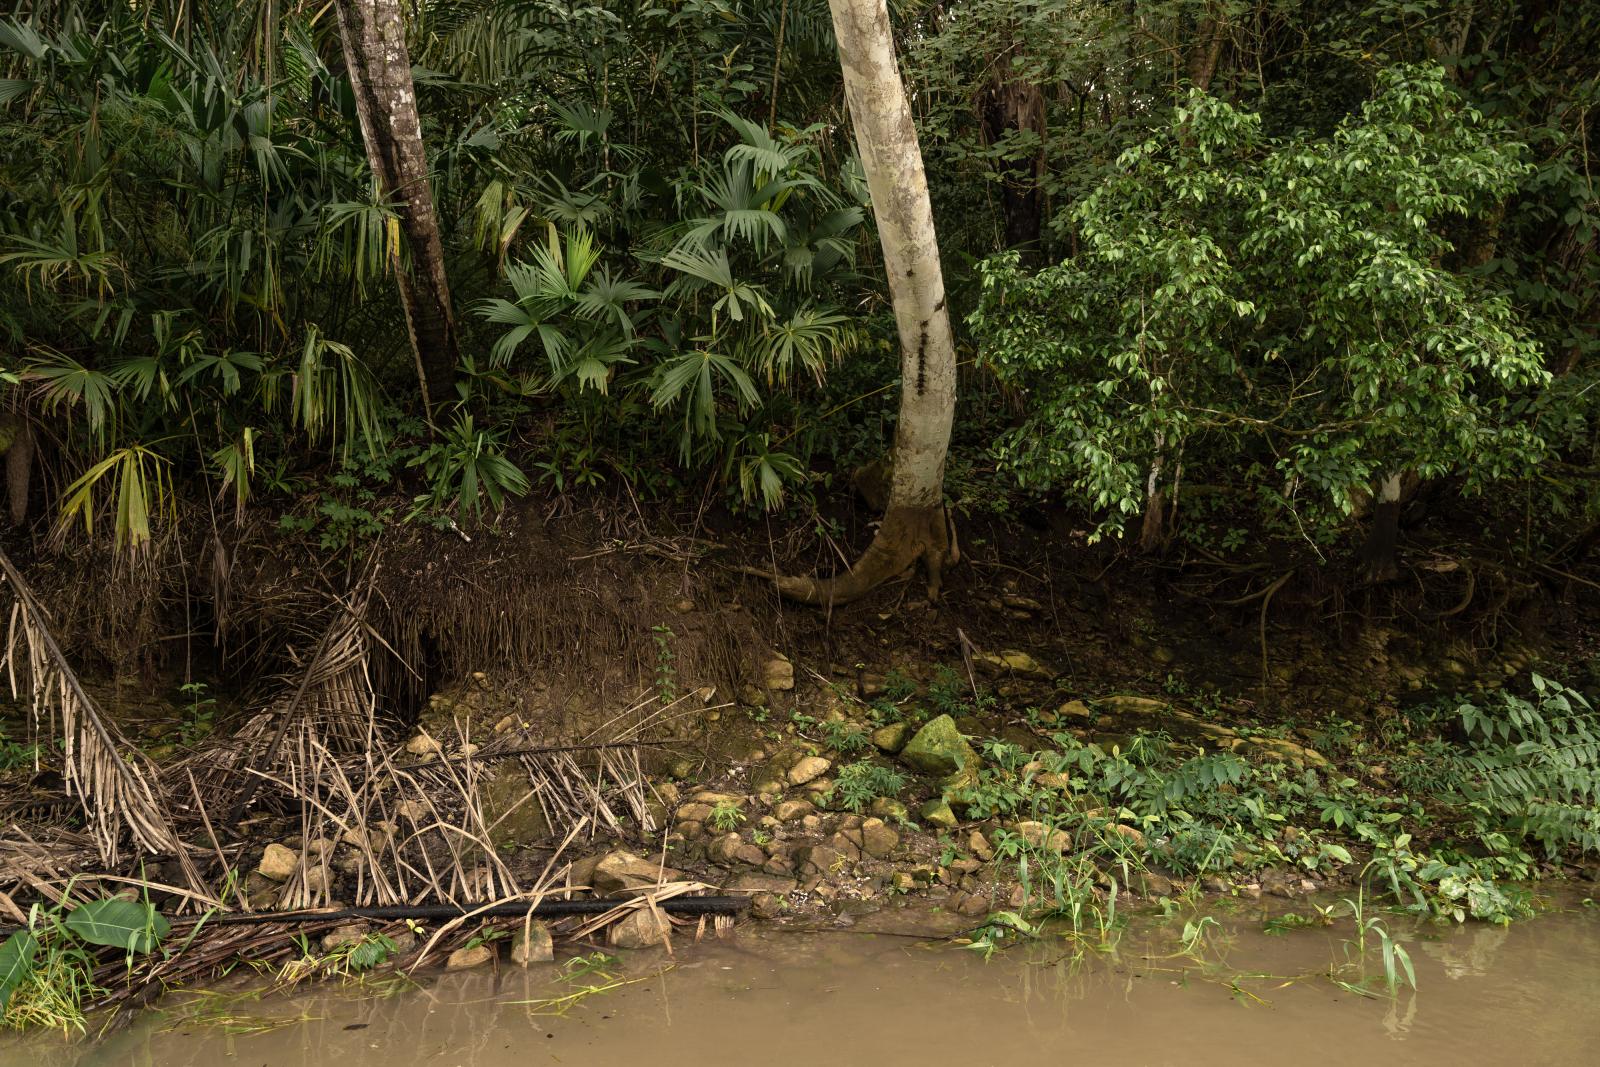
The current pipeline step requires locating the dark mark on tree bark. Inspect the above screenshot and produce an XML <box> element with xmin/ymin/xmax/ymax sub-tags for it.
<box><xmin>916</xmin><ymin>321</ymin><xmax>928</xmax><ymax>395</ymax></box>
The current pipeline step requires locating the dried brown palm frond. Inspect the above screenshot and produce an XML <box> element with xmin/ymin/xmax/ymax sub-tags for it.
<box><xmin>405</xmin><ymin>824</ymin><xmax>582</xmax><ymax>971</ymax></box>
<box><xmin>0</xmin><ymin>823</ymin><xmax>98</xmax><ymax>905</ymax></box>
<box><xmin>565</xmin><ymin>880</ymin><xmax>725</xmax><ymax>953</ymax></box>
<box><xmin>0</xmin><ymin>548</ymin><xmax>194</xmax><ymax>872</ymax></box>
<box><xmin>242</xmin><ymin>719</ymin><xmax>531</xmax><ymax>910</ymax></box>
<box><xmin>209</xmin><ymin>572</ymin><xmax>393</xmax><ymax>819</ymax></box>
<box><xmin>266</xmin><ymin>578</ymin><xmax>388</xmax><ymax>751</ymax></box>
<box><xmin>516</xmin><ymin>744</ymin><xmax>656</xmax><ymax>840</ymax></box>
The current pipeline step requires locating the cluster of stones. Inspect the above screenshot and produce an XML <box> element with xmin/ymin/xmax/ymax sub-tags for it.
<box><xmin>247</xmin><ymin>648</ymin><xmax>1354</xmax><ymax>972</ymax></box>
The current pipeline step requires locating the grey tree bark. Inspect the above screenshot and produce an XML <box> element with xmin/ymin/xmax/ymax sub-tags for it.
<box><xmin>774</xmin><ymin>0</ymin><xmax>958</xmax><ymax>605</ymax></box>
<box><xmin>332</xmin><ymin>0</ymin><xmax>459</xmax><ymax>415</ymax></box>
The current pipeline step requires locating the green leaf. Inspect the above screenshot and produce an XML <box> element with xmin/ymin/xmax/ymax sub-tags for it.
<box><xmin>0</xmin><ymin>931</ymin><xmax>39</xmax><ymax>1010</ymax></box>
<box><xmin>346</xmin><ymin>935</ymin><xmax>396</xmax><ymax>972</ymax></box>
<box><xmin>64</xmin><ymin>898</ymin><xmax>170</xmax><ymax>953</ymax></box>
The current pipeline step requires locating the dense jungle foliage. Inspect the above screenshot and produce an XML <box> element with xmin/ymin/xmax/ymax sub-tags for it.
<box><xmin>0</xmin><ymin>0</ymin><xmax>1595</xmax><ymax>569</ymax></box>
<box><xmin>3</xmin><ymin>4</ymin><xmax>1600</xmax><ymax>1030</ymax></box>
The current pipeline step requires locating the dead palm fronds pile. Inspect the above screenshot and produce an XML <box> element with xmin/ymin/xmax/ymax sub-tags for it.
<box><xmin>0</xmin><ymin>549</ymin><xmax>196</xmax><ymax>878</ymax></box>
<box><xmin>254</xmin><ymin>723</ymin><xmax>532</xmax><ymax>909</ymax></box>
<box><xmin>0</xmin><ymin>544</ymin><xmax>741</xmax><ymax>1024</ymax></box>
<box><xmin>196</xmin><ymin>573</ymin><xmax>392</xmax><ymax>819</ymax></box>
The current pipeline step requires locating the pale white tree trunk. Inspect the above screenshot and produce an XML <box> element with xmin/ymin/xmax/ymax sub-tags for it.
<box><xmin>775</xmin><ymin>0</ymin><xmax>958</xmax><ymax>605</ymax></box>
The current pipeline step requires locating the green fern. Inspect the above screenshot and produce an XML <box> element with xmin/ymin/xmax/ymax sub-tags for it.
<box><xmin>1448</xmin><ymin>676</ymin><xmax>1600</xmax><ymax>856</ymax></box>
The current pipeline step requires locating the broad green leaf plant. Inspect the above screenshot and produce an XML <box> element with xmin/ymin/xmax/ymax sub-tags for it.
<box><xmin>972</xmin><ymin>66</ymin><xmax>1549</xmax><ymax>545</ymax></box>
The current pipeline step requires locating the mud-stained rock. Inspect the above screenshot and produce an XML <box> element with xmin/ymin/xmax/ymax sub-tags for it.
<box><xmin>340</xmin><ymin>825</ymin><xmax>391</xmax><ymax>851</ymax></box>
<box><xmin>1238</xmin><ymin>736</ymin><xmax>1331</xmax><ymax>769</ymax></box>
<box><xmin>794</xmin><ymin>845</ymin><xmax>847</xmax><ymax>878</ymax></box>
<box><xmin>446</xmin><ymin>944</ymin><xmax>495</xmax><ymax>970</ymax></box>
<box><xmin>676</xmin><ymin>802</ymin><xmax>714</xmax><ymax>824</ymax></box>
<box><xmin>899</xmin><ymin>715</ymin><xmax>979</xmax><ymax>776</ymax></box>
<box><xmin>404</xmin><ymin>732</ymin><xmax>442</xmax><ymax>758</ymax></box>
<box><xmin>869</xmin><ymin>797</ymin><xmax>909</xmax><ymax>821</ymax></box>
<box><xmin>482</xmin><ymin>768</ymin><xmax>549</xmax><ymax>848</ymax></box>
<box><xmin>860</xmin><ymin>818</ymin><xmax>899</xmax><ymax>858</ymax></box>
<box><xmin>1094</xmin><ymin>695</ymin><xmax>1171</xmax><ymax>718</ymax></box>
<box><xmin>609</xmin><ymin>909</ymin><xmax>669</xmax><ymax>949</ymax></box>
<box><xmin>395</xmin><ymin>799</ymin><xmax>430</xmax><ymax>824</ymax></box>
<box><xmin>751</xmin><ymin>893</ymin><xmax>787</xmax><ymax>919</ymax></box>
<box><xmin>709</xmin><ymin>833</ymin><xmax>766</xmax><ymax>867</ymax></box>
<box><xmin>301</xmin><ymin>863</ymin><xmax>332</xmax><ymax>897</ymax></box>
<box><xmin>567</xmin><ymin>853</ymin><xmax>603</xmax><ymax>889</ymax></box>
<box><xmin>243</xmin><ymin>872</ymin><xmax>279</xmax><ymax>909</ymax></box>
<box><xmin>1058</xmin><ymin>699</ymin><xmax>1093</xmax><ymax>721</ymax></box>
<box><xmin>257</xmin><ymin>843</ymin><xmax>298</xmax><ymax>882</ymax></box>
<box><xmin>871</xmin><ymin>722</ymin><xmax>911</xmax><ymax>753</ymax></box>
<box><xmin>828</xmin><ymin>830</ymin><xmax>863</xmax><ymax>860</ymax></box>
<box><xmin>787</xmin><ymin>755</ymin><xmax>832</xmax><ymax>785</ymax></box>
<box><xmin>772</xmin><ymin>798</ymin><xmax>815</xmax><ymax>822</ymax></box>
<box><xmin>955</xmin><ymin>892</ymin><xmax>992</xmax><ymax>917</ymax></box>
<box><xmin>1015</xmin><ymin>820</ymin><xmax>1072</xmax><ymax>852</ymax></box>
<box><xmin>1134</xmin><ymin>870</ymin><xmax>1174</xmax><ymax>898</ymax></box>
<box><xmin>919</xmin><ymin>798</ymin><xmax>957</xmax><ymax>829</ymax></box>
<box><xmin>762</xmin><ymin>654</ymin><xmax>795</xmax><ymax>691</ymax></box>
<box><xmin>972</xmin><ymin>650</ymin><xmax>1057</xmax><ymax>680</ymax></box>
<box><xmin>510</xmin><ymin>921</ymin><xmax>554</xmax><ymax>965</ymax></box>
<box><xmin>727</xmin><ymin>872</ymin><xmax>799</xmax><ymax>895</ymax></box>
<box><xmin>689</xmin><ymin>791</ymin><xmax>745</xmax><ymax>808</ymax></box>
<box><xmin>320</xmin><ymin>922</ymin><xmax>371</xmax><ymax>952</ymax></box>
<box><xmin>592</xmin><ymin>851</ymin><xmax>683</xmax><ymax>896</ymax></box>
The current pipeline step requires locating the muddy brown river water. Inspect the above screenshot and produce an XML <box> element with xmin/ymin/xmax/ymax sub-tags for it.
<box><xmin>11</xmin><ymin>902</ymin><xmax>1600</xmax><ymax>1066</ymax></box>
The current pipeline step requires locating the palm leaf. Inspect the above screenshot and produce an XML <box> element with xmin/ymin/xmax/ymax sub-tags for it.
<box><xmin>0</xmin><ymin>549</ymin><xmax>194</xmax><ymax>872</ymax></box>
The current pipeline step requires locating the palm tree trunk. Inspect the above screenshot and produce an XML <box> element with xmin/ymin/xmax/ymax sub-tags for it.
<box><xmin>774</xmin><ymin>0</ymin><xmax>958</xmax><ymax>606</ymax></box>
<box><xmin>332</xmin><ymin>0</ymin><xmax>459</xmax><ymax>415</ymax></box>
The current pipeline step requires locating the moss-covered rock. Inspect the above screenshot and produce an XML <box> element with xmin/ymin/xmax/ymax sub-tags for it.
<box><xmin>871</xmin><ymin>721</ymin><xmax>912</xmax><ymax>753</ymax></box>
<box><xmin>919</xmin><ymin>798</ymin><xmax>958</xmax><ymax>829</ymax></box>
<box><xmin>899</xmin><ymin>714</ymin><xmax>978</xmax><ymax>776</ymax></box>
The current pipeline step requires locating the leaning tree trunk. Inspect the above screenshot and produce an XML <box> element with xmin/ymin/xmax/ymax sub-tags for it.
<box><xmin>773</xmin><ymin>0</ymin><xmax>958</xmax><ymax>606</ymax></box>
<box><xmin>333</xmin><ymin>0</ymin><xmax>459</xmax><ymax>415</ymax></box>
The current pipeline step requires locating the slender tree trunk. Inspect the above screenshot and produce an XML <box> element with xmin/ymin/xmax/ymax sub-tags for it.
<box><xmin>1185</xmin><ymin>8</ymin><xmax>1226</xmax><ymax>92</ymax></box>
<box><xmin>1138</xmin><ymin>463</ymin><xmax>1170</xmax><ymax>554</ymax></box>
<box><xmin>1</xmin><ymin>412</ymin><xmax>33</xmax><ymax>526</ymax></box>
<box><xmin>981</xmin><ymin>63</ymin><xmax>1047</xmax><ymax>257</ymax></box>
<box><xmin>1360</xmin><ymin>473</ymin><xmax>1405</xmax><ymax>582</ymax></box>
<box><xmin>333</xmin><ymin>0</ymin><xmax>459</xmax><ymax>415</ymax></box>
<box><xmin>774</xmin><ymin>0</ymin><xmax>957</xmax><ymax>606</ymax></box>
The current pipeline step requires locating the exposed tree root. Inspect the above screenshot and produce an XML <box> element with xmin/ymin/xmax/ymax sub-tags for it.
<box><xmin>754</xmin><ymin>505</ymin><xmax>958</xmax><ymax>607</ymax></box>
